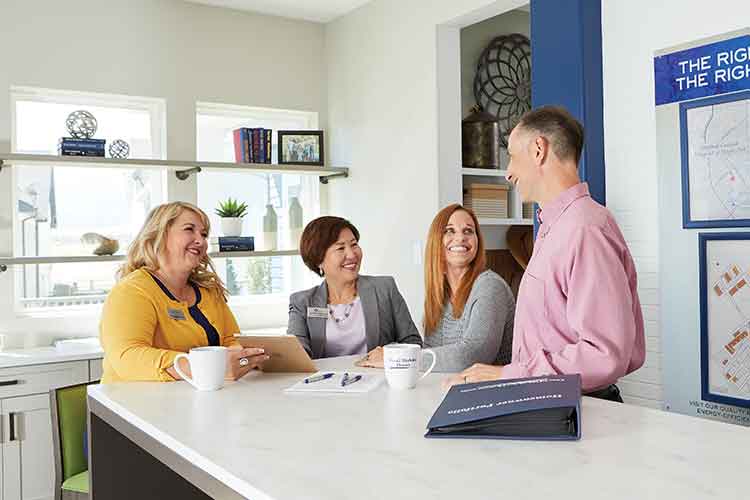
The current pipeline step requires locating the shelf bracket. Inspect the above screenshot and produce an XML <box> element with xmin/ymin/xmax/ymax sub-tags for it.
<box><xmin>175</xmin><ymin>166</ymin><xmax>202</xmax><ymax>181</ymax></box>
<box><xmin>319</xmin><ymin>172</ymin><xmax>348</xmax><ymax>184</ymax></box>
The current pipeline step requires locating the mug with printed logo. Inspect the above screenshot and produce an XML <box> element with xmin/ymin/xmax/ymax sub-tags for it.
<box><xmin>383</xmin><ymin>343</ymin><xmax>436</xmax><ymax>390</ymax></box>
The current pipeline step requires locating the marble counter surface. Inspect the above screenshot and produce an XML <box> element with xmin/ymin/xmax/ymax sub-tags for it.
<box><xmin>0</xmin><ymin>344</ymin><xmax>103</xmax><ymax>368</ymax></box>
<box><xmin>89</xmin><ymin>356</ymin><xmax>748</xmax><ymax>500</ymax></box>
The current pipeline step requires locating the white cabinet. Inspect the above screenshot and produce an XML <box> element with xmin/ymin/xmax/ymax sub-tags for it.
<box><xmin>2</xmin><ymin>394</ymin><xmax>54</xmax><ymax>500</ymax></box>
<box><xmin>0</xmin><ymin>363</ymin><xmax>88</xmax><ymax>400</ymax></box>
<box><xmin>0</xmin><ymin>360</ymin><xmax>92</xmax><ymax>500</ymax></box>
<box><xmin>89</xmin><ymin>359</ymin><xmax>103</xmax><ymax>381</ymax></box>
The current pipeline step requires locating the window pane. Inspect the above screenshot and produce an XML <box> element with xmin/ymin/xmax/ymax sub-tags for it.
<box><xmin>15</xmin><ymin>166</ymin><xmax>162</xmax><ymax>256</ymax></box>
<box><xmin>214</xmin><ymin>256</ymin><xmax>313</xmax><ymax>297</ymax></box>
<box><xmin>15</xmin><ymin>100</ymin><xmax>156</xmax><ymax>157</ymax></box>
<box><xmin>13</xmin><ymin>97</ymin><xmax>164</xmax><ymax>310</ymax></box>
<box><xmin>13</xmin><ymin>261</ymin><xmax>119</xmax><ymax>311</ymax></box>
<box><xmin>196</xmin><ymin>107</ymin><xmax>320</xmax><ymax>299</ymax></box>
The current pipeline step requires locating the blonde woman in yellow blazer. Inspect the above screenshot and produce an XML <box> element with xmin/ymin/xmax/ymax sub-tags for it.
<box><xmin>99</xmin><ymin>202</ymin><xmax>268</xmax><ymax>383</ymax></box>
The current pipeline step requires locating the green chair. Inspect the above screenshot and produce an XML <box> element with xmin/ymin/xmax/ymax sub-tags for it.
<box><xmin>50</xmin><ymin>382</ymin><xmax>96</xmax><ymax>500</ymax></box>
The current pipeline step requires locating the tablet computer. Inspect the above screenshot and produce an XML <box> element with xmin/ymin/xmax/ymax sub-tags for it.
<box><xmin>235</xmin><ymin>335</ymin><xmax>317</xmax><ymax>373</ymax></box>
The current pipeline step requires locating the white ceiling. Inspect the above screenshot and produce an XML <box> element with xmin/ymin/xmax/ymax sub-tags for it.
<box><xmin>185</xmin><ymin>0</ymin><xmax>374</xmax><ymax>23</ymax></box>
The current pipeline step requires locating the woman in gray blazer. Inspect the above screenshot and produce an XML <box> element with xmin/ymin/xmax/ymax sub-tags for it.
<box><xmin>288</xmin><ymin>216</ymin><xmax>421</xmax><ymax>359</ymax></box>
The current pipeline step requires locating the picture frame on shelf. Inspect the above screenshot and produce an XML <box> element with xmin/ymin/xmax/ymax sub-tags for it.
<box><xmin>698</xmin><ymin>232</ymin><xmax>750</xmax><ymax>408</ymax></box>
<box><xmin>679</xmin><ymin>90</ymin><xmax>750</xmax><ymax>228</ymax></box>
<box><xmin>278</xmin><ymin>130</ymin><xmax>324</xmax><ymax>166</ymax></box>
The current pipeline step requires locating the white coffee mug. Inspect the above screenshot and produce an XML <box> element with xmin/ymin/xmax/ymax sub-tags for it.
<box><xmin>173</xmin><ymin>346</ymin><xmax>227</xmax><ymax>391</ymax></box>
<box><xmin>383</xmin><ymin>343</ymin><xmax>436</xmax><ymax>390</ymax></box>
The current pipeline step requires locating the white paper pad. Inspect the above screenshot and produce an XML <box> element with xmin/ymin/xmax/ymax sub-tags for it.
<box><xmin>284</xmin><ymin>371</ymin><xmax>384</xmax><ymax>393</ymax></box>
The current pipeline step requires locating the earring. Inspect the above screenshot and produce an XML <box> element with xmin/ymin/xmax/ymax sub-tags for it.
<box><xmin>319</xmin><ymin>267</ymin><xmax>324</xmax><ymax>276</ymax></box>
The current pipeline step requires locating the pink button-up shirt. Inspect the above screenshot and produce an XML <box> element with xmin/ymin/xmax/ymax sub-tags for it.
<box><xmin>502</xmin><ymin>183</ymin><xmax>645</xmax><ymax>392</ymax></box>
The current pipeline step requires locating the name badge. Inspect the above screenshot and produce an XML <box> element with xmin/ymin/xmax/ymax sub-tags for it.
<box><xmin>307</xmin><ymin>307</ymin><xmax>329</xmax><ymax>319</ymax></box>
<box><xmin>168</xmin><ymin>307</ymin><xmax>186</xmax><ymax>320</ymax></box>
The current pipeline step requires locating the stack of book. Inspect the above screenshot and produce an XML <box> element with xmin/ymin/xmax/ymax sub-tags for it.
<box><xmin>211</xmin><ymin>236</ymin><xmax>255</xmax><ymax>252</ymax></box>
<box><xmin>58</xmin><ymin>137</ymin><xmax>105</xmax><ymax>157</ymax></box>
<box><xmin>463</xmin><ymin>183</ymin><xmax>509</xmax><ymax>219</ymax></box>
<box><xmin>233</xmin><ymin>128</ymin><xmax>272</xmax><ymax>163</ymax></box>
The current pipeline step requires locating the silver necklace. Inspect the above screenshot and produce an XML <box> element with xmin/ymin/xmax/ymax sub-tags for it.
<box><xmin>328</xmin><ymin>301</ymin><xmax>355</xmax><ymax>324</ymax></box>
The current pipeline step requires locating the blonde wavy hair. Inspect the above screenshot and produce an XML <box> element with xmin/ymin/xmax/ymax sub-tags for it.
<box><xmin>423</xmin><ymin>204</ymin><xmax>486</xmax><ymax>336</ymax></box>
<box><xmin>118</xmin><ymin>202</ymin><xmax>228</xmax><ymax>299</ymax></box>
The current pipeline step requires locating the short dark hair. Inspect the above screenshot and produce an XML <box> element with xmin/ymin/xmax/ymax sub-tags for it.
<box><xmin>299</xmin><ymin>216</ymin><xmax>360</xmax><ymax>276</ymax></box>
<box><xmin>516</xmin><ymin>106</ymin><xmax>584</xmax><ymax>165</ymax></box>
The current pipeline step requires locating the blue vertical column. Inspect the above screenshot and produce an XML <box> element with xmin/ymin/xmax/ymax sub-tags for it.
<box><xmin>530</xmin><ymin>0</ymin><xmax>605</xmax><ymax>205</ymax></box>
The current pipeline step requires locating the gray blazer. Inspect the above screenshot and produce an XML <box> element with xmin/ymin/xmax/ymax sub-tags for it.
<box><xmin>287</xmin><ymin>275</ymin><xmax>422</xmax><ymax>359</ymax></box>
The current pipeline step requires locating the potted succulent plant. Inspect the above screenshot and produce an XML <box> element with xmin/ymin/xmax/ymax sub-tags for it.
<box><xmin>215</xmin><ymin>198</ymin><xmax>248</xmax><ymax>237</ymax></box>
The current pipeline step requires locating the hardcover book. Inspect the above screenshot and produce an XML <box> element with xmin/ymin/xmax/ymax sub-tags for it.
<box><xmin>58</xmin><ymin>148</ymin><xmax>105</xmax><ymax>157</ymax></box>
<box><xmin>425</xmin><ymin>374</ymin><xmax>581</xmax><ymax>441</ymax></box>
<box><xmin>232</xmin><ymin>128</ymin><xmax>253</xmax><ymax>163</ymax></box>
<box><xmin>264</xmin><ymin>129</ymin><xmax>272</xmax><ymax>163</ymax></box>
<box><xmin>219</xmin><ymin>245</ymin><xmax>254</xmax><ymax>252</ymax></box>
<box><xmin>252</xmin><ymin>128</ymin><xmax>262</xmax><ymax>163</ymax></box>
<box><xmin>58</xmin><ymin>138</ymin><xmax>105</xmax><ymax>155</ymax></box>
<box><xmin>58</xmin><ymin>143</ymin><xmax>105</xmax><ymax>150</ymax></box>
<box><xmin>245</xmin><ymin>128</ymin><xmax>253</xmax><ymax>163</ymax></box>
<box><xmin>216</xmin><ymin>236</ymin><xmax>254</xmax><ymax>244</ymax></box>
<box><xmin>213</xmin><ymin>236</ymin><xmax>254</xmax><ymax>252</ymax></box>
<box><xmin>232</xmin><ymin>129</ymin><xmax>243</xmax><ymax>163</ymax></box>
<box><xmin>58</xmin><ymin>137</ymin><xmax>106</xmax><ymax>146</ymax></box>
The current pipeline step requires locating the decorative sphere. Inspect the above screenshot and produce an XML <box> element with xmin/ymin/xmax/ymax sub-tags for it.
<box><xmin>109</xmin><ymin>139</ymin><xmax>130</xmax><ymax>159</ymax></box>
<box><xmin>65</xmin><ymin>110</ymin><xmax>98</xmax><ymax>139</ymax></box>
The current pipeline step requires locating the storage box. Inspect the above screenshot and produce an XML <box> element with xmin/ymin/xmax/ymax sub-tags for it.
<box><xmin>466</xmin><ymin>183</ymin><xmax>509</xmax><ymax>199</ymax></box>
<box><xmin>464</xmin><ymin>183</ymin><xmax>509</xmax><ymax>218</ymax></box>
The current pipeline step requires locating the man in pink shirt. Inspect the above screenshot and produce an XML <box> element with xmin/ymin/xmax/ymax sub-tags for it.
<box><xmin>446</xmin><ymin>106</ymin><xmax>645</xmax><ymax>402</ymax></box>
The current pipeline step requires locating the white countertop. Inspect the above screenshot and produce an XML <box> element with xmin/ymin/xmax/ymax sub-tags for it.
<box><xmin>88</xmin><ymin>356</ymin><xmax>749</xmax><ymax>500</ymax></box>
<box><xmin>0</xmin><ymin>345</ymin><xmax>103</xmax><ymax>368</ymax></box>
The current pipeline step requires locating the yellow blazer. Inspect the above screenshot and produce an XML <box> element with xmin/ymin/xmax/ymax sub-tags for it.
<box><xmin>99</xmin><ymin>268</ymin><xmax>240</xmax><ymax>382</ymax></box>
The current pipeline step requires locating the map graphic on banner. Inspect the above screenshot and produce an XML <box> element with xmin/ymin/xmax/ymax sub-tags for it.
<box><xmin>685</xmin><ymin>96</ymin><xmax>750</xmax><ymax>222</ymax></box>
<box><xmin>705</xmin><ymin>239</ymin><xmax>750</xmax><ymax>401</ymax></box>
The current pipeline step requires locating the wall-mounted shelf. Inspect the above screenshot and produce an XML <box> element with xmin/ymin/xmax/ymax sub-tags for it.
<box><xmin>0</xmin><ymin>153</ymin><xmax>349</xmax><ymax>184</ymax></box>
<box><xmin>462</xmin><ymin>168</ymin><xmax>536</xmax><ymax>231</ymax></box>
<box><xmin>0</xmin><ymin>249</ymin><xmax>299</xmax><ymax>272</ymax></box>
<box><xmin>478</xmin><ymin>218</ymin><xmax>533</xmax><ymax>226</ymax></box>
<box><xmin>462</xmin><ymin>168</ymin><xmax>507</xmax><ymax>178</ymax></box>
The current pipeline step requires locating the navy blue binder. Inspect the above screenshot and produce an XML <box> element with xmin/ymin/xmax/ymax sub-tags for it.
<box><xmin>426</xmin><ymin>374</ymin><xmax>581</xmax><ymax>441</ymax></box>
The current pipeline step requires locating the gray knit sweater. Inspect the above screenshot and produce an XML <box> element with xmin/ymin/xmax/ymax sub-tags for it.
<box><xmin>422</xmin><ymin>270</ymin><xmax>514</xmax><ymax>373</ymax></box>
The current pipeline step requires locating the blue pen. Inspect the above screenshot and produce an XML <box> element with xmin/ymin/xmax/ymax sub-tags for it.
<box><xmin>304</xmin><ymin>372</ymin><xmax>335</xmax><ymax>384</ymax></box>
<box><xmin>342</xmin><ymin>374</ymin><xmax>362</xmax><ymax>387</ymax></box>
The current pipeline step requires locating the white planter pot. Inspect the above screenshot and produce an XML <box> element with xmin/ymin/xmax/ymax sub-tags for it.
<box><xmin>220</xmin><ymin>217</ymin><xmax>244</xmax><ymax>237</ymax></box>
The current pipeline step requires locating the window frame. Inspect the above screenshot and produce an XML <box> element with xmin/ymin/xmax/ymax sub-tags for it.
<box><xmin>4</xmin><ymin>86</ymin><xmax>167</xmax><ymax>319</ymax></box>
<box><xmin>195</xmin><ymin>101</ymin><xmax>321</xmax><ymax>308</ymax></box>
<box><xmin>196</xmin><ymin>101</ymin><xmax>318</xmax><ymax>130</ymax></box>
<box><xmin>0</xmin><ymin>94</ymin><xmax>322</xmax><ymax>324</ymax></box>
